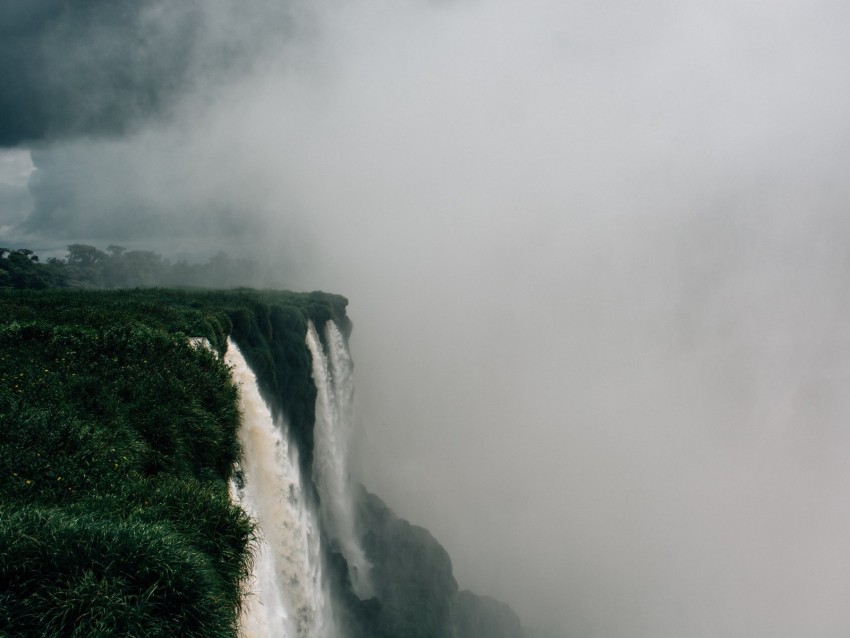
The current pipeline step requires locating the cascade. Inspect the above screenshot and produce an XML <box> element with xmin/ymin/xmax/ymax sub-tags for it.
<box><xmin>225</xmin><ymin>340</ymin><xmax>334</xmax><ymax>638</ymax></box>
<box><xmin>306</xmin><ymin>321</ymin><xmax>372</xmax><ymax>597</ymax></box>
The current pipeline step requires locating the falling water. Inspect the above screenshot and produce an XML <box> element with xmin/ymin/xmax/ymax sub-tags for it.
<box><xmin>306</xmin><ymin>321</ymin><xmax>372</xmax><ymax>597</ymax></box>
<box><xmin>225</xmin><ymin>339</ymin><xmax>334</xmax><ymax>638</ymax></box>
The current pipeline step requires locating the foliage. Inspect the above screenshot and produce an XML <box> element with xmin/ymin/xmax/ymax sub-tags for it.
<box><xmin>0</xmin><ymin>284</ymin><xmax>521</xmax><ymax>638</ymax></box>
<box><xmin>0</xmin><ymin>247</ymin><xmax>65</xmax><ymax>289</ymax></box>
<box><xmin>0</xmin><ymin>287</ymin><xmax>348</xmax><ymax>637</ymax></box>
<box><xmin>0</xmin><ymin>503</ymin><xmax>247</xmax><ymax>638</ymax></box>
<box><xmin>0</xmin><ymin>244</ymin><xmax>270</xmax><ymax>290</ymax></box>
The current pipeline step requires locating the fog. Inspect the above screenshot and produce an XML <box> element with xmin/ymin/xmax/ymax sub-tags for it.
<box><xmin>4</xmin><ymin>1</ymin><xmax>850</xmax><ymax>636</ymax></box>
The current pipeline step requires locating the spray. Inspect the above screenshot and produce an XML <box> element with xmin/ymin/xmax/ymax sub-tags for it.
<box><xmin>226</xmin><ymin>339</ymin><xmax>335</xmax><ymax>638</ymax></box>
<box><xmin>306</xmin><ymin>321</ymin><xmax>372</xmax><ymax>598</ymax></box>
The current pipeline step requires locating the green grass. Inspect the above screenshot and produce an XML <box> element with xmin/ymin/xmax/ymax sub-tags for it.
<box><xmin>0</xmin><ymin>287</ymin><xmax>349</xmax><ymax>637</ymax></box>
<box><xmin>0</xmin><ymin>504</ymin><xmax>245</xmax><ymax>638</ymax></box>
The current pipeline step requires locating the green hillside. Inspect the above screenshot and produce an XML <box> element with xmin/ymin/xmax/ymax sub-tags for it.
<box><xmin>0</xmin><ymin>288</ymin><xmax>347</xmax><ymax>637</ymax></box>
<box><xmin>0</xmin><ymin>285</ymin><xmax>525</xmax><ymax>638</ymax></box>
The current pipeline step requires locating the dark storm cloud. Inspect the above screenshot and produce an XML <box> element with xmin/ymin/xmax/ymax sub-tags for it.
<box><xmin>1</xmin><ymin>0</ymin><xmax>306</xmax><ymax>245</ymax></box>
<box><xmin>0</xmin><ymin>0</ymin><xmax>209</xmax><ymax>145</ymax></box>
<box><xmin>0</xmin><ymin>0</ymin><xmax>303</xmax><ymax>147</ymax></box>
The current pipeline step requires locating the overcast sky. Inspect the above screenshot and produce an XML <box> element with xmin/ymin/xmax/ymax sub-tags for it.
<box><xmin>4</xmin><ymin>1</ymin><xmax>850</xmax><ymax>636</ymax></box>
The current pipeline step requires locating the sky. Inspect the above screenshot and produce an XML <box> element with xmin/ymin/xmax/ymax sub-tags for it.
<box><xmin>4</xmin><ymin>1</ymin><xmax>850</xmax><ymax>636</ymax></box>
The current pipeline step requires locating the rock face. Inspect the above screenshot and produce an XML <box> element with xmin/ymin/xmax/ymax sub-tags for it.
<box><xmin>358</xmin><ymin>489</ymin><xmax>459</xmax><ymax>638</ymax></box>
<box><xmin>329</xmin><ymin>488</ymin><xmax>524</xmax><ymax>638</ymax></box>
<box><xmin>204</xmin><ymin>292</ymin><xmax>528</xmax><ymax>638</ymax></box>
<box><xmin>454</xmin><ymin>590</ymin><xmax>524</xmax><ymax>638</ymax></box>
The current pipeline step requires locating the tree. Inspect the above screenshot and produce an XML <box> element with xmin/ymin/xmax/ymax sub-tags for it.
<box><xmin>66</xmin><ymin>244</ymin><xmax>107</xmax><ymax>268</ymax></box>
<box><xmin>1</xmin><ymin>249</ymin><xmax>54</xmax><ymax>289</ymax></box>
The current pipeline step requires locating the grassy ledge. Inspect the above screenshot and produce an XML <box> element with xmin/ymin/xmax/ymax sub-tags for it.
<box><xmin>0</xmin><ymin>288</ymin><xmax>348</xmax><ymax>638</ymax></box>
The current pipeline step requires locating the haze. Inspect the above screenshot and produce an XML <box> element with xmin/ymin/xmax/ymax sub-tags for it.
<box><xmin>3</xmin><ymin>1</ymin><xmax>850</xmax><ymax>636</ymax></box>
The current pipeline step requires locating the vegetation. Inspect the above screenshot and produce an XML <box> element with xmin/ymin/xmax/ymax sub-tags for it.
<box><xmin>0</xmin><ymin>248</ymin><xmax>63</xmax><ymax>289</ymax></box>
<box><xmin>0</xmin><ymin>244</ymin><xmax>269</xmax><ymax>290</ymax></box>
<box><xmin>0</xmin><ymin>250</ymin><xmax>523</xmax><ymax>638</ymax></box>
<box><xmin>0</xmin><ymin>287</ymin><xmax>348</xmax><ymax>637</ymax></box>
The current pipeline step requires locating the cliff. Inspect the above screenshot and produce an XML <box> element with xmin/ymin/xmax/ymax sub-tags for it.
<box><xmin>0</xmin><ymin>288</ymin><xmax>523</xmax><ymax>638</ymax></box>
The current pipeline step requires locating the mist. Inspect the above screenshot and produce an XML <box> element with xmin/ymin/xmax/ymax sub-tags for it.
<box><xmin>4</xmin><ymin>0</ymin><xmax>850</xmax><ymax>636</ymax></box>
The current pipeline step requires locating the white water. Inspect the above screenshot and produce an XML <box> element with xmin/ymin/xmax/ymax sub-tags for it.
<box><xmin>225</xmin><ymin>339</ymin><xmax>334</xmax><ymax>638</ymax></box>
<box><xmin>306</xmin><ymin>321</ymin><xmax>372</xmax><ymax>597</ymax></box>
<box><xmin>188</xmin><ymin>337</ymin><xmax>214</xmax><ymax>352</ymax></box>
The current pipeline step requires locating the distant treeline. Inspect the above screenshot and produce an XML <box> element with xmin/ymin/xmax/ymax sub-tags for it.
<box><xmin>0</xmin><ymin>245</ymin><xmax>264</xmax><ymax>290</ymax></box>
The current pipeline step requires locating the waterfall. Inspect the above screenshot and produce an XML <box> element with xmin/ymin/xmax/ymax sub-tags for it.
<box><xmin>306</xmin><ymin>321</ymin><xmax>372</xmax><ymax>597</ymax></box>
<box><xmin>225</xmin><ymin>339</ymin><xmax>335</xmax><ymax>638</ymax></box>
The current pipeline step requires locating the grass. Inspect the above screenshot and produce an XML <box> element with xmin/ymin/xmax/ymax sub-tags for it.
<box><xmin>0</xmin><ymin>287</ymin><xmax>349</xmax><ymax>637</ymax></box>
